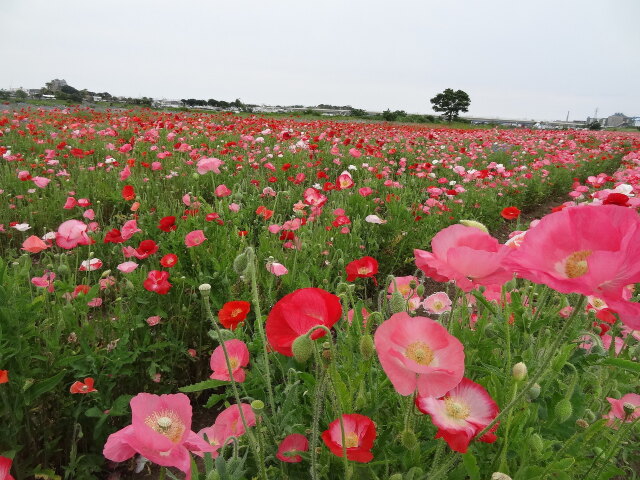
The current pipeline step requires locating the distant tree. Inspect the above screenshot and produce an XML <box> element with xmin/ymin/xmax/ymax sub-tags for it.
<box><xmin>382</xmin><ymin>109</ymin><xmax>397</xmax><ymax>121</ymax></box>
<box><xmin>350</xmin><ymin>108</ymin><xmax>367</xmax><ymax>117</ymax></box>
<box><xmin>587</xmin><ymin>120</ymin><xmax>602</xmax><ymax>131</ymax></box>
<box><xmin>430</xmin><ymin>88</ymin><xmax>471</xmax><ymax>122</ymax></box>
<box><xmin>0</xmin><ymin>89</ymin><xmax>9</xmax><ymax>100</ymax></box>
<box><xmin>15</xmin><ymin>89</ymin><xmax>28</xmax><ymax>100</ymax></box>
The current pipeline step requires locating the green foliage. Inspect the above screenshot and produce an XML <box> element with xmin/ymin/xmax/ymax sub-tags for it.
<box><xmin>430</xmin><ymin>88</ymin><xmax>471</xmax><ymax>122</ymax></box>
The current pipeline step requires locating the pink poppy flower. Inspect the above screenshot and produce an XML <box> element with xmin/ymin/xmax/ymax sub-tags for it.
<box><xmin>22</xmin><ymin>235</ymin><xmax>49</xmax><ymax>253</ymax></box>
<box><xmin>87</xmin><ymin>298</ymin><xmax>103</xmax><ymax>308</ymax></box>
<box><xmin>63</xmin><ymin>196</ymin><xmax>77</xmax><ymax>209</ymax></box>
<box><xmin>117</xmin><ymin>261</ymin><xmax>139</xmax><ymax>273</ymax></box>
<box><xmin>505</xmin><ymin>205</ymin><xmax>640</xmax><ymax>330</ymax></box>
<box><xmin>215</xmin><ymin>184</ymin><xmax>232</xmax><ymax>197</ymax></box>
<box><xmin>387</xmin><ymin>276</ymin><xmax>419</xmax><ymax>299</ymax></box>
<box><xmin>337</xmin><ymin>171</ymin><xmax>354</xmax><ymax>189</ymax></box>
<box><xmin>228</xmin><ymin>203</ymin><xmax>241</xmax><ymax>213</ymax></box>
<box><xmin>32</xmin><ymin>176</ymin><xmax>51</xmax><ymax>188</ymax></box>
<box><xmin>143</xmin><ymin>270</ymin><xmax>172</xmax><ymax>295</ymax></box>
<box><xmin>79</xmin><ymin>258</ymin><xmax>103</xmax><ymax>271</ymax></box>
<box><xmin>266</xmin><ymin>261</ymin><xmax>288</xmax><ymax>276</ymax></box>
<box><xmin>209</xmin><ymin>340</ymin><xmax>249</xmax><ymax>382</ymax></box>
<box><xmin>55</xmin><ymin>220</ymin><xmax>92</xmax><ymax>249</ymax></box>
<box><xmin>146</xmin><ymin>316</ymin><xmax>162</xmax><ymax>326</ymax></box>
<box><xmin>31</xmin><ymin>272</ymin><xmax>56</xmax><ymax>293</ymax></box>
<box><xmin>424</xmin><ymin>292</ymin><xmax>452</xmax><ymax>314</ymax></box>
<box><xmin>276</xmin><ymin>434</ymin><xmax>309</xmax><ymax>463</ymax></box>
<box><xmin>196</xmin><ymin>157</ymin><xmax>223</xmax><ymax>175</ymax></box>
<box><xmin>121</xmin><ymin>219</ymin><xmax>141</xmax><ymax>240</ymax></box>
<box><xmin>374</xmin><ymin>312</ymin><xmax>464</xmax><ymax>398</ymax></box>
<box><xmin>185</xmin><ymin>230</ymin><xmax>206</xmax><ymax>247</ymax></box>
<box><xmin>321</xmin><ymin>414</ymin><xmax>376</xmax><ymax>463</ymax></box>
<box><xmin>416</xmin><ymin>377</ymin><xmax>499</xmax><ymax>453</ymax></box>
<box><xmin>603</xmin><ymin>393</ymin><xmax>640</xmax><ymax>426</ymax></box>
<box><xmin>358</xmin><ymin>187</ymin><xmax>373</xmax><ymax>197</ymax></box>
<box><xmin>103</xmin><ymin>393</ymin><xmax>213</xmax><ymax>480</ymax></box>
<box><xmin>0</xmin><ymin>456</ymin><xmax>15</xmax><ymax>480</ymax></box>
<box><xmin>199</xmin><ymin>404</ymin><xmax>256</xmax><ymax>453</ymax></box>
<box><xmin>414</xmin><ymin>224</ymin><xmax>512</xmax><ymax>292</ymax></box>
<box><xmin>302</xmin><ymin>187</ymin><xmax>327</xmax><ymax>207</ymax></box>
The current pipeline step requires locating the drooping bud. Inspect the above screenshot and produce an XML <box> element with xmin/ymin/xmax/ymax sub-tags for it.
<box><xmin>291</xmin><ymin>335</ymin><xmax>314</xmax><ymax>363</ymax></box>
<box><xmin>367</xmin><ymin>311</ymin><xmax>383</xmax><ymax>328</ymax></box>
<box><xmin>583</xmin><ymin>409</ymin><xmax>596</xmax><ymax>422</ymax></box>
<box><xmin>512</xmin><ymin>362</ymin><xmax>528</xmax><ymax>381</ymax></box>
<box><xmin>359</xmin><ymin>334</ymin><xmax>375</xmax><ymax>359</ymax></box>
<box><xmin>491</xmin><ymin>473</ymin><xmax>513</xmax><ymax>480</ymax></box>
<box><xmin>555</xmin><ymin>398</ymin><xmax>573</xmax><ymax>423</ymax></box>
<box><xmin>400</xmin><ymin>430</ymin><xmax>418</xmax><ymax>450</ymax></box>
<box><xmin>526</xmin><ymin>383</ymin><xmax>541</xmax><ymax>401</ymax></box>
<box><xmin>390</xmin><ymin>291</ymin><xmax>406</xmax><ymax>313</ymax></box>
<box><xmin>529</xmin><ymin>433</ymin><xmax>543</xmax><ymax>453</ymax></box>
<box><xmin>233</xmin><ymin>251</ymin><xmax>250</xmax><ymax>275</ymax></box>
<box><xmin>460</xmin><ymin>219</ymin><xmax>489</xmax><ymax>233</ymax></box>
<box><xmin>408</xmin><ymin>279</ymin><xmax>418</xmax><ymax>290</ymax></box>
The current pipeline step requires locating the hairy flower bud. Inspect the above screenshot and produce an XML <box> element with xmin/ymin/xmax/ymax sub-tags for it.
<box><xmin>512</xmin><ymin>362</ymin><xmax>528</xmax><ymax>381</ymax></box>
<box><xmin>389</xmin><ymin>475</ymin><xmax>403</xmax><ymax>480</ymax></box>
<box><xmin>526</xmin><ymin>383</ymin><xmax>541</xmax><ymax>401</ymax></box>
<box><xmin>390</xmin><ymin>291</ymin><xmax>406</xmax><ymax>313</ymax></box>
<box><xmin>416</xmin><ymin>284</ymin><xmax>425</xmax><ymax>297</ymax></box>
<box><xmin>198</xmin><ymin>283</ymin><xmax>211</xmax><ymax>292</ymax></box>
<box><xmin>291</xmin><ymin>335</ymin><xmax>314</xmax><ymax>363</ymax></box>
<box><xmin>555</xmin><ymin>398</ymin><xmax>573</xmax><ymax>423</ymax></box>
<box><xmin>529</xmin><ymin>433</ymin><xmax>543</xmax><ymax>453</ymax></box>
<box><xmin>359</xmin><ymin>334</ymin><xmax>375</xmax><ymax>360</ymax></box>
<box><xmin>233</xmin><ymin>252</ymin><xmax>250</xmax><ymax>275</ymax></box>
<box><xmin>460</xmin><ymin>219</ymin><xmax>489</xmax><ymax>233</ymax></box>
<box><xmin>400</xmin><ymin>430</ymin><xmax>418</xmax><ymax>450</ymax></box>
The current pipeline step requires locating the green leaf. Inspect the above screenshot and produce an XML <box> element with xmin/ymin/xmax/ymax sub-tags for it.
<box><xmin>461</xmin><ymin>452</ymin><xmax>481</xmax><ymax>480</ymax></box>
<box><xmin>548</xmin><ymin>457</ymin><xmax>575</xmax><ymax>471</ymax></box>
<box><xmin>179</xmin><ymin>379</ymin><xmax>227</xmax><ymax>393</ymax></box>
<box><xmin>23</xmin><ymin>370</ymin><xmax>67</xmax><ymax>405</ymax></box>
<box><xmin>601</xmin><ymin>358</ymin><xmax>640</xmax><ymax>374</ymax></box>
<box><xmin>205</xmin><ymin>393</ymin><xmax>226</xmax><ymax>408</ymax></box>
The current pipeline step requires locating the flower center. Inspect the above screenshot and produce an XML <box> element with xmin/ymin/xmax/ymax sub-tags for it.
<box><xmin>444</xmin><ymin>397</ymin><xmax>470</xmax><ymax>420</ymax></box>
<box><xmin>145</xmin><ymin>409</ymin><xmax>186</xmax><ymax>443</ymax></box>
<box><xmin>344</xmin><ymin>432</ymin><xmax>359</xmax><ymax>448</ymax></box>
<box><xmin>358</xmin><ymin>267</ymin><xmax>371</xmax><ymax>275</ymax></box>
<box><xmin>231</xmin><ymin>308</ymin><xmax>243</xmax><ymax>318</ymax></box>
<box><xmin>229</xmin><ymin>357</ymin><xmax>239</xmax><ymax>370</ymax></box>
<box><xmin>564</xmin><ymin>250</ymin><xmax>592</xmax><ymax>278</ymax></box>
<box><xmin>433</xmin><ymin>301</ymin><xmax>443</xmax><ymax>310</ymax></box>
<box><xmin>405</xmin><ymin>341</ymin><xmax>434</xmax><ymax>365</ymax></box>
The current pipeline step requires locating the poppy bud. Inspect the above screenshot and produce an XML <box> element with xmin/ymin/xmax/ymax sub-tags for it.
<box><xmin>390</xmin><ymin>292</ymin><xmax>406</xmax><ymax>313</ymax></box>
<box><xmin>408</xmin><ymin>279</ymin><xmax>418</xmax><ymax>290</ymax></box>
<box><xmin>512</xmin><ymin>362</ymin><xmax>527</xmax><ymax>381</ymax></box>
<box><xmin>359</xmin><ymin>334</ymin><xmax>375</xmax><ymax>360</ymax></box>
<box><xmin>124</xmin><ymin>279</ymin><xmax>135</xmax><ymax>290</ymax></box>
<box><xmin>367</xmin><ymin>311</ymin><xmax>383</xmax><ymax>328</ymax></box>
<box><xmin>251</xmin><ymin>400</ymin><xmax>265</xmax><ymax>412</ymax></box>
<box><xmin>100</xmin><ymin>269</ymin><xmax>112</xmax><ymax>278</ymax></box>
<box><xmin>292</xmin><ymin>334</ymin><xmax>314</xmax><ymax>363</ymax></box>
<box><xmin>57</xmin><ymin>264</ymin><xmax>70</xmax><ymax>274</ymax></box>
<box><xmin>206</xmin><ymin>471</ymin><xmax>221</xmax><ymax>480</ymax></box>
<box><xmin>198</xmin><ymin>283</ymin><xmax>212</xmax><ymax>292</ymax></box>
<box><xmin>416</xmin><ymin>284</ymin><xmax>425</xmax><ymax>297</ymax></box>
<box><xmin>460</xmin><ymin>219</ymin><xmax>489</xmax><ymax>233</ymax></box>
<box><xmin>526</xmin><ymin>383</ymin><xmax>541</xmax><ymax>401</ymax></box>
<box><xmin>555</xmin><ymin>398</ymin><xmax>573</xmax><ymax>423</ymax></box>
<box><xmin>529</xmin><ymin>433</ymin><xmax>543</xmax><ymax>453</ymax></box>
<box><xmin>233</xmin><ymin>252</ymin><xmax>250</xmax><ymax>275</ymax></box>
<box><xmin>336</xmin><ymin>282</ymin><xmax>349</xmax><ymax>294</ymax></box>
<box><xmin>389</xmin><ymin>475</ymin><xmax>403</xmax><ymax>480</ymax></box>
<box><xmin>491</xmin><ymin>473</ymin><xmax>513</xmax><ymax>480</ymax></box>
<box><xmin>583</xmin><ymin>409</ymin><xmax>596</xmax><ymax>422</ymax></box>
<box><xmin>400</xmin><ymin>430</ymin><xmax>418</xmax><ymax>450</ymax></box>
<box><xmin>576</xmin><ymin>419</ymin><xmax>589</xmax><ymax>429</ymax></box>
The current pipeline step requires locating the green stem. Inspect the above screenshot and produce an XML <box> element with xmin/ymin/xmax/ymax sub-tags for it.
<box><xmin>475</xmin><ymin>295</ymin><xmax>587</xmax><ymax>440</ymax></box>
<box><xmin>201</xmin><ymin>289</ymin><xmax>268</xmax><ymax>480</ymax></box>
<box><xmin>427</xmin><ymin>441</ymin><xmax>445</xmax><ymax>478</ymax></box>
<box><xmin>246</xmin><ymin>248</ymin><xmax>277</xmax><ymax>414</ymax></box>
<box><xmin>497</xmin><ymin>381</ymin><xmax>518</xmax><ymax>472</ymax></box>
<box><xmin>310</xmin><ymin>369</ymin><xmax>329</xmax><ymax>480</ymax></box>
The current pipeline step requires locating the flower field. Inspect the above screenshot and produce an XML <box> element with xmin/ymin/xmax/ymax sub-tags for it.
<box><xmin>1</xmin><ymin>106</ymin><xmax>640</xmax><ymax>480</ymax></box>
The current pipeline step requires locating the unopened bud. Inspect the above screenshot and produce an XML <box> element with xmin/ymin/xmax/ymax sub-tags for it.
<box><xmin>555</xmin><ymin>398</ymin><xmax>573</xmax><ymax>423</ymax></box>
<box><xmin>389</xmin><ymin>475</ymin><xmax>403</xmax><ymax>480</ymax></box>
<box><xmin>57</xmin><ymin>264</ymin><xmax>70</xmax><ymax>274</ymax></box>
<box><xmin>400</xmin><ymin>430</ymin><xmax>418</xmax><ymax>450</ymax></box>
<box><xmin>416</xmin><ymin>284</ymin><xmax>425</xmax><ymax>297</ymax></box>
<box><xmin>390</xmin><ymin>292</ymin><xmax>406</xmax><ymax>313</ymax></box>
<box><xmin>198</xmin><ymin>283</ymin><xmax>211</xmax><ymax>292</ymax></box>
<box><xmin>251</xmin><ymin>400</ymin><xmax>265</xmax><ymax>411</ymax></box>
<box><xmin>512</xmin><ymin>362</ymin><xmax>528</xmax><ymax>381</ymax></box>
<box><xmin>233</xmin><ymin>252</ymin><xmax>249</xmax><ymax>275</ymax></box>
<box><xmin>460</xmin><ymin>219</ymin><xmax>489</xmax><ymax>233</ymax></box>
<box><xmin>359</xmin><ymin>335</ymin><xmax>375</xmax><ymax>360</ymax></box>
<box><xmin>100</xmin><ymin>269</ymin><xmax>112</xmax><ymax>278</ymax></box>
<box><xmin>206</xmin><ymin>471</ymin><xmax>221</xmax><ymax>480</ymax></box>
<box><xmin>583</xmin><ymin>409</ymin><xmax>596</xmax><ymax>422</ymax></box>
<box><xmin>491</xmin><ymin>473</ymin><xmax>513</xmax><ymax>480</ymax></box>
<box><xmin>367</xmin><ymin>312</ymin><xmax>383</xmax><ymax>327</ymax></box>
<box><xmin>529</xmin><ymin>433</ymin><xmax>543</xmax><ymax>452</ymax></box>
<box><xmin>291</xmin><ymin>335</ymin><xmax>314</xmax><ymax>363</ymax></box>
<box><xmin>408</xmin><ymin>280</ymin><xmax>418</xmax><ymax>290</ymax></box>
<box><xmin>526</xmin><ymin>383</ymin><xmax>541</xmax><ymax>401</ymax></box>
<box><xmin>576</xmin><ymin>419</ymin><xmax>589</xmax><ymax>429</ymax></box>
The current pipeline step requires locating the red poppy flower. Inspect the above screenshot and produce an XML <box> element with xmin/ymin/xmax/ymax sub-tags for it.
<box><xmin>104</xmin><ymin>228</ymin><xmax>125</xmax><ymax>244</ymax></box>
<box><xmin>345</xmin><ymin>257</ymin><xmax>379</xmax><ymax>282</ymax></box>
<box><xmin>603</xmin><ymin>193</ymin><xmax>629</xmax><ymax>206</ymax></box>
<box><xmin>501</xmin><ymin>206</ymin><xmax>521</xmax><ymax>220</ymax></box>
<box><xmin>122</xmin><ymin>185</ymin><xmax>135</xmax><ymax>201</ymax></box>
<box><xmin>218</xmin><ymin>300</ymin><xmax>251</xmax><ymax>330</ymax></box>
<box><xmin>70</xmin><ymin>377</ymin><xmax>97</xmax><ymax>394</ymax></box>
<box><xmin>0</xmin><ymin>370</ymin><xmax>8</xmax><ymax>384</ymax></box>
<box><xmin>321</xmin><ymin>414</ymin><xmax>376</xmax><ymax>463</ymax></box>
<box><xmin>160</xmin><ymin>253</ymin><xmax>178</xmax><ymax>268</ymax></box>
<box><xmin>137</xmin><ymin>239</ymin><xmax>159</xmax><ymax>257</ymax></box>
<box><xmin>157</xmin><ymin>216</ymin><xmax>177</xmax><ymax>232</ymax></box>
<box><xmin>276</xmin><ymin>434</ymin><xmax>309</xmax><ymax>463</ymax></box>
<box><xmin>143</xmin><ymin>270</ymin><xmax>172</xmax><ymax>295</ymax></box>
<box><xmin>266</xmin><ymin>288</ymin><xmax>342</xmax><ymax>356</ymax></box>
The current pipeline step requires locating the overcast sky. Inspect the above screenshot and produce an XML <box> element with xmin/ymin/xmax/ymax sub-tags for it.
<box><xmin>2</xmin><ymin>0</ymin><xmax>638</xmax><ymax>121</ymax></box>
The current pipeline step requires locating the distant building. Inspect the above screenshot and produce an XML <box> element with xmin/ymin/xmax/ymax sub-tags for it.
<box><xmin>606</xmin><ymin>113</ymin><xmax>631</xmax><ymax>128</ymax></box>
<box><xmin>45</xmin><ymin>79</ymin><xmax>68</xmax><ymax>92</ymax></box>
<box><xmin>630</xmin><ymin>117</ymin><xmax>640</xmax><ymax>127</ymax></box>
